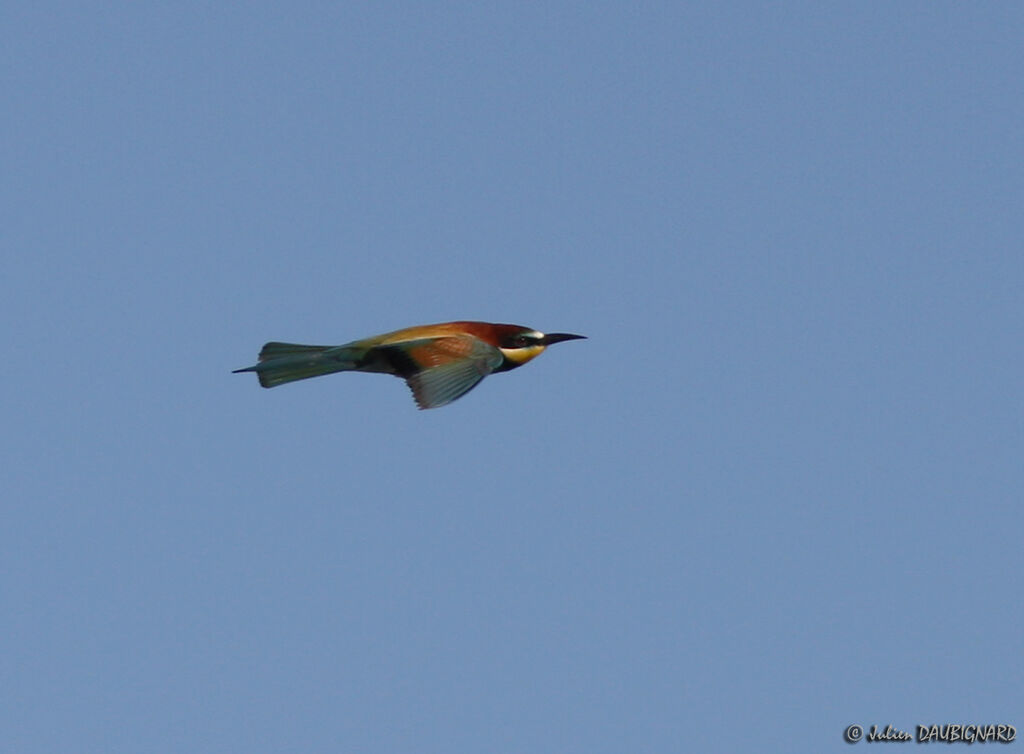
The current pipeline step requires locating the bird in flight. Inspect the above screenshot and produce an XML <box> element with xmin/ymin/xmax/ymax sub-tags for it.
<box><xmin>234</xmin><ymin>321</ymin><xmax>586</xmax><ymax>409</ymax></box>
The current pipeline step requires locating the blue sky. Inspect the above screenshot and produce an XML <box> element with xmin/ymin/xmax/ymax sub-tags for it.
<box><xmin>4</xmin><ymin>2</ymin><xmax>1022</xmax><ymax>751</ymax></box>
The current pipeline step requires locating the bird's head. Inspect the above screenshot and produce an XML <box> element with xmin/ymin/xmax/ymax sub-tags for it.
<box><xmin>492</xmin><ymin>324</ymin><xmax>586</xmax><ymax>371</ymax></box>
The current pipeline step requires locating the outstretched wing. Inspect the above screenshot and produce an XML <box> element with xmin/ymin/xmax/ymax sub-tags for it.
<box><xmin>376</xmin><ymin>335</ymin><xmax>504</xmax><ymax>409</ymax></box>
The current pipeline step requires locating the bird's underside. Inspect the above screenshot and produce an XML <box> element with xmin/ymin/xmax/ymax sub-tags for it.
<box><xmin>235</xmin><ymin>333</ymin><xmax>504</xmax><ymax>409</ymax></box>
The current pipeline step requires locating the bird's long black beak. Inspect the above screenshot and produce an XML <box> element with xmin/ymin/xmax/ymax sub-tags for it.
<box><xmin>541</xmin><ymin>332</ymin><xmax>587</xmax><ymax>345</ymax></box>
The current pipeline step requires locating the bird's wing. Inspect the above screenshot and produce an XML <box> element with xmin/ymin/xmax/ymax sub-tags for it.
<box><xmin>377</xmin><ymin>335</ymin><xmax>503</xmax><ymax>409</ymax></box>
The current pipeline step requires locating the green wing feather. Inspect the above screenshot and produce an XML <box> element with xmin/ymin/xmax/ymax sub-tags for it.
<box><xmin>391</xmin><ymin>336</ymin><xmax>504</xmax><ymax>409</ymax></box>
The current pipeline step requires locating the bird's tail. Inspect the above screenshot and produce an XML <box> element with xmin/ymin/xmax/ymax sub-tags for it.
<box><xmin>233</xmin><ymin>342</ymin><xmax>363</xmax><ymax>388</ymax></box>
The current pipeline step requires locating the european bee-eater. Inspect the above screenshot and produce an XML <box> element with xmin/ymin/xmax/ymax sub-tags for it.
<box><xmin>233</xmin><ymin>321</ymin><xmax>586</xmax><ymax>409</ymax></box>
